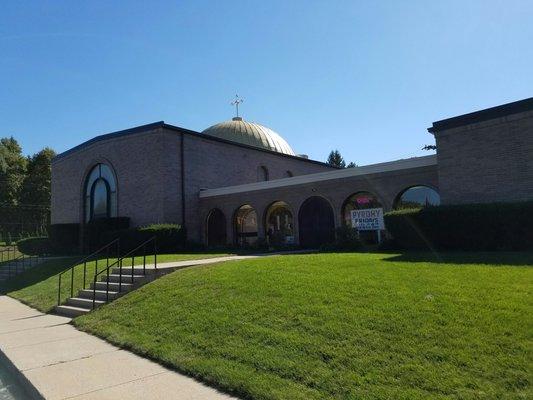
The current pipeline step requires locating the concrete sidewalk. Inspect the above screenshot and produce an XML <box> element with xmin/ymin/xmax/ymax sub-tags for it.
<box><xmin>0</xmin><ymin>296</ymin><xmax>237</xmax><ymax>400</ymax></box>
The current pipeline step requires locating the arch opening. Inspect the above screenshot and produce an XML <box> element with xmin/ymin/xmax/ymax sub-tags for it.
<box><xmin>341</xmin><ymin>191</ymin><xmax>383</xmax><ymax>243</ymax></box>
<box><xmin>298</xmin><ymin>196</ymin><xmax>335</xmax><ymax>248</ymax></box>
<box><xmin>234</xmin><ymin>205</ymin><xmax>258</xmax><ymax>246</ymax></box>
<box><xmin>394</xmin><ymin>185</ymin><xmax>440</xmax><ymax>209</ymax></box>
<box><xmin>265</xmin><ymin>201</ymin><xmax>294</xmax><ymax>246</ymax></box>
<box><xmin>206</xmin><ymin>209</ymin><xmax>226</xmax><ymax>247</ymax></box>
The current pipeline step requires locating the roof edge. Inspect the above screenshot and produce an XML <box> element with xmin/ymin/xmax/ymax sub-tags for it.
<box><xmin>52</xmin><ymin>120</ymin><xmax>336</xmax><ymax>169</ymax></box>
<box><xmin>428</xmin><ymin>97</ymin><xmax>533</xmax><ymax>134</ymax></box>
<box><xmin>53</xmin><ymin>121</ymin><xmax>165</xmax><ymax>162</ymax></box>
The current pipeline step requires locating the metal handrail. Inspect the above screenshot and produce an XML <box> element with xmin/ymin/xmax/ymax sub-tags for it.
<box><xmin>0</xmin><ymin>253</ymin><xmax>41</xmax><ymax>279</ymax></box>
<box><xmin>92</xmin><ymin>237</ymin><xmax>157</xmax><ymax>309</ymax></box>
<box><xmin>57</xmin><ymin>238</ymin><xmax>120</xmax><ymax>306</ymax></box>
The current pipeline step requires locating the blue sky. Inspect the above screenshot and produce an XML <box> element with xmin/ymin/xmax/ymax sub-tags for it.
<box><xmin>1</xmin><ymin>1</ymin><xmax>532</xmax><ymax>165</ymax></box>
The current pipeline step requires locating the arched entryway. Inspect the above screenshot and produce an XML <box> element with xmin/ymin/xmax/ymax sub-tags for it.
<box><xmin>206</xmin><ymin>209</ymin><xmax>226</xmax><ymax>246</ymax></box>
<box><xmin>298</xmin><ymin>196</ymin><xmax>335</xmax><ymax>248</ymax></box>
<box><xmin>265</xmin><ymin>201</ymin><xmax>294</xmax><ymax>245</ymax></box>
<box><xmin>234</xmin><ymin>205</ymin><xmax>258</xmax><ymax>246</ymax></box>
<box><xmin>341</xmin><ymin>191</ymin><xmax>383</xmax><ymax>243</ymax></box>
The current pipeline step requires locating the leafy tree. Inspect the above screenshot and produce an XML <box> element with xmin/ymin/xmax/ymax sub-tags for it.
<box><xmin>346</xmin><ymin>162</ymin><xmax>357</xmax><ymax>168</ymax></box>
<box><xmin>327</xmin><ymin>150</ymin><xmax>346</xmax><ymax>168</ymax></box>
<box><xmin>20</xmin><ymin>147</ymin><xmax>56</xmax><ymax>206</ymax></box>
<box><xmin>0</xmin><ymin>137</ymin><xmax>27</xmax><ymax>205</ymax></box>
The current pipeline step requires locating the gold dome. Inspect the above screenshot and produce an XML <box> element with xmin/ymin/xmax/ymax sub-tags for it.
<box><xmin>202</xmin><ymin>117</ymin><xmax>295</xmax><ymax>156</ymax></box>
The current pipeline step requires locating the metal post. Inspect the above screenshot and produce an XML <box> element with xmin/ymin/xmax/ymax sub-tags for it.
<box><xmin>70</xmin><ymin>265</ymin><xmax>74</xmax><ymax>298</ymax></box>
<box><xmin>131</xmin><ymin>255</ymin><xmax>134</xmax><ymax>284</ymax></box>
<box><xmin>58</xmin><ymin>275</ymin><xmax>61</xmax><ymax>305</ymax></box>
<box><xmin>92</xmin><ymin>275</ymin><xmax>97</xmax><ymax>309</ymax></box>
<box><xmin>143</xmin><ymin>245</ymin><xmax>146</xmax><ymax>276</ymax></box>
<box><xmin>83</xmin><ymin>261</ymin><xmax>87</xmax><ymax>290</ymax></box>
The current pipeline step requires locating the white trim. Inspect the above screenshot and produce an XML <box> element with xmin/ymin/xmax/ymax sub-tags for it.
<box><xmin>199</xmin><ymin>155</ymin><xmax>437</xmax><ymax>198</ymax></box>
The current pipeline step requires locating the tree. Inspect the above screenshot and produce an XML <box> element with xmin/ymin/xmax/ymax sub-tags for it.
<box><xmin>0</xmin><ymin>137</ymin><xmax>27</xmax><ymax>205</ymax></box>
<box><xmin>346</xmin><ymin>162</ymin><xmax>357</xmax><ymax>168</ymax></box>
<box><xmin>19</xmin><ymin>147</ymin><xmax>56</xmax><ymax>206</ymax></box>
<box><xmin>327</xmin><ymin>150</ymin><xmax>346</xmax><ymax>168</ymax></box>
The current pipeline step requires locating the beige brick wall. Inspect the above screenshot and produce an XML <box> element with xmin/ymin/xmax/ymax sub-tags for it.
<box><xmin>434</xmin><ymin>110</ymin><xmax>533</xmax><ymax>204</ymax></box>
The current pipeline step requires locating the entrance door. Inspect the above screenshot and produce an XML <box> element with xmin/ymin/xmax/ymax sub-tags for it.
<box><xmin>298</xmin><ymin>196</ymin><xmax>335</xmax><ymax>248</ymax></box>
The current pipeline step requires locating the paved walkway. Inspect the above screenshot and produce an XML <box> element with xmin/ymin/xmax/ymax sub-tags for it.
<box><xmin>0</xmin><ymin>295</ymin><xmax>237</xmax><ymax>400</ymax></box>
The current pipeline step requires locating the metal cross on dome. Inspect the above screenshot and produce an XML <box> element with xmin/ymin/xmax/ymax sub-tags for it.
<box><xmin>231</xmin><ymin>94</ymin><xmax>244</xmax><ymax>118</ymax></box>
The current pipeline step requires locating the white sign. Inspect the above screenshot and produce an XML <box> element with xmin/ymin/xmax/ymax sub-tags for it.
<box><xmin>351</xmin><ymin>208</ymin><xmax>385</xmax><ymax>231</ymax></box>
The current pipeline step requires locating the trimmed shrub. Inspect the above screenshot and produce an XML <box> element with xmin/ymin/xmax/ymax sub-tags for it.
<box><xmin>320</xmin><ymin>226</ymin><xmax>362</xmax><ymax>251</ymax></box>
<box><xmin>101</xmin><ymin>224</ymin><xmax>187</xmax><ymax>254</ymax></box>
<box><xmin>17</xmin><ymin>237</ymin><xmax>52</xmax><ymax>255</ymax></box>
<box><xmin>49</xmin><ymin>223</ymin><xmax>80</xmax><ymax>254</ymax></box>
<box><xmin>384</xmin><ymin>201</ymin><xmax>533</xmax><ymax>251</ymax></box>
<box><xmin>83</xmin><ymin>217</ymin><xmax>130</xmax><ymax>252</ymax></box>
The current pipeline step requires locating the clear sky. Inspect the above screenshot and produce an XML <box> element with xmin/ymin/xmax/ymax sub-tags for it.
<box><xmin>1</xmin><ymin>1</ymin><xmax>532</xmax><ymax>165</ymax></box>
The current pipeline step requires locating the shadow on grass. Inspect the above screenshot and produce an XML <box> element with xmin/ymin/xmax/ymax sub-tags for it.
<box><xmin>0</xmin><ymin>257</ymin><xmax>77</xmax><ymax>295</ymax></box>
<box><xmin>382</xmin><ymin>251</ymin><xmax>533</xmax><ymax>266</ymax></box>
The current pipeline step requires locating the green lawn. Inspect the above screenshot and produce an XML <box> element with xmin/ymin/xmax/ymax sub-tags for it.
<box><xmin>72</xmin><ymin>252</ymin><xmax>532</xmax><ymax>400</ymax></box>
<box><xmin>0</xmin><ymin>252</ymin><xmax>231</xmax><ymax>312</ymax></box>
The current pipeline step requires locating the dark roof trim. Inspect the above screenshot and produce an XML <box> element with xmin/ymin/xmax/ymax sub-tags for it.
<box><xmin>53</xmin><ymin>121</ymin><xmax>336</xmax><ymax>168</ymax></box>
<box><xmin>428</xmin><ymin>97</ymin><xmax>533</xmax><ymax>133</ymax></box>
<box><xmin>53</xmin><ymin>121</ymin><xmax>165</xmax><ymax>162</ymax></box>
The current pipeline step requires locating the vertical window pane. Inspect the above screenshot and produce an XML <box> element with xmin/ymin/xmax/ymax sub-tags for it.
<box><xmin>92</xmin><ymin>179</ymin><xmax>108</xmax><ymax>218</ymax></box>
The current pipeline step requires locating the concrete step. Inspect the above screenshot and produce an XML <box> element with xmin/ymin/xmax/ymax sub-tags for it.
<box><xmin>67</xmin><ymin>297</ymin><xmax>106</xmax><ymax>309</ymax></box>
<box><xmin>111</xmin><ymin>267</ymin><xmax>155</xmax><ymax>275</ymax></box>
<box><xmin>78</xmin><ymin>289</ymin><xmax>120</xmax><ymax>301</ymax></box>
<box><xmin>101</xmin><ymin>273</ymin><xmax>146</xmax><ymax>283</ymax></box>
<box><xmin>90</xmin><ymin>281</ymin><xmax>134</xmax><ymax>291</ymax></box>
<box><xmin>55</xmin><ymin>305</ymin><xmax>90</xmax><ymax>318</ymax></box>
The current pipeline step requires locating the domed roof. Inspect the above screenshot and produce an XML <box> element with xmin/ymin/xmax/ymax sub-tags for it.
<box><xmin>202</xmin><ymin>117</ymin><xmax>296</xmax><ymax>156</ymax></box>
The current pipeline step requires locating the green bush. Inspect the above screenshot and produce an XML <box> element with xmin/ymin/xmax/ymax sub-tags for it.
<box><xmin>101</xmin><ymin>224</ymin><xmax>187</xmax><ymax>254</ymax></box>
<box><xmin>17</xmin><ymin>237</ymin><xmax>52</xmax><ymax>255</ymax></box>
<box><xmin>384</xmin><ymin>201</ymin><xmax>533</xmax><ymax>250</ymax></box>
<box><xmin>83</xmin><ymin>217</ymin><xmax>130</xmax><ymax>252</ymax></box>
<box><xmin>320</xmin><ymin>225</ymin><xmax>362</xmax><ymax>251</ymax></box>
<box><xmin>49</xmin><ymin>223</ymin><xmax>80</xmax><ymax>254</ymax></box>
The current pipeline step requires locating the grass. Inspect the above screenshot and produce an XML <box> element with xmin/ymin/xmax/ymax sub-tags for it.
<box><xmin>0</xmin><ymin>252</ymin><xmax>231</xmax><ymax>312</ymax></box>
<box><xmin>72</xmin><ymin>252</ymin><xmax>532</xmax><ymax>400</ymax></box>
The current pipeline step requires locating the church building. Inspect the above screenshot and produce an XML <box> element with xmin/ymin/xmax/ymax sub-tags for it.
<box><xmin>51</xmin><ymin>97</ymin><xmax>533</xmax><ymax>247</ymax></box>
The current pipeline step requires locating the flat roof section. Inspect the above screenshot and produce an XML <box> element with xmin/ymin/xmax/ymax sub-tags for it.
<box><xmin>199</xmin><ymin>155</ymin><xmax>437</xmax><ymax>198</ymax></box>
<box><xmin>428</xmin><ymin>97</ymin><xmax>533</xmax><ymax>133</ymax></box>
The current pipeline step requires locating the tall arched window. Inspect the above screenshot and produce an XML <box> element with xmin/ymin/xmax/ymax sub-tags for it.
<box><xmin>257</xmin><ymin>166</ymin><xmax>269</xmax><ymax>182</ymax></box>
<box><xmin>84</xmin><ymin>164</ymin><xmax>117</xmax><ymax>222</ymax></box>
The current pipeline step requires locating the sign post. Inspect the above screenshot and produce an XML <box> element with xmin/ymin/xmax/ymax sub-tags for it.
<box><xmin>350</xmin><ymin>208</ymin><xmax>385</xmax><ymax>243</ymax></box>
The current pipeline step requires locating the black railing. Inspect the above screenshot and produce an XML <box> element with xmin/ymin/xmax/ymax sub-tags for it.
<box><xmin>0</xmin><ymin>253</ymin><xmax>41</xmax><ymax>279</ymax></box>
<box><xmin>92</xmin><ymin>237</ymin><xmax>157</xmax><ymax>309</ymax></box>
<box><xmin>0</xmin><ymin>246</ymin><xmax>19</xmax><ymax>263</ymax></box>
<box><xmin>57</xmin><ymin>239</ymin><xmax>120</xmax><ymax>306</ymax></box>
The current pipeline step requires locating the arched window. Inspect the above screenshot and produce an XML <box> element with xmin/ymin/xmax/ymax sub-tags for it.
<box><xmin>265</xmin><ymin>201</ymin><xmax>294</xmax><ymax>245</ymax></box>
<box><xmin>257</xmin><ymin>166</ymin><xmax>269</xmax><ymax>182</ymax></box>
<box><xmin>286</xmin><ymin>170</ymin><xmax>294</xmax><ymax>178</ymax></box>
<box><xmin>84</xmin><ymin>164</ymin><xmax>117</xmax><ymax>222</ymax></box>
<box><xmin>234</xmin><ymin>205</ymin><xmax>258</xmax><ymax>246</ymax></box>
<box><xmin>394</xmin><ymin>186</ymin><xmax>440</xmax><ymax>209</ymax></box>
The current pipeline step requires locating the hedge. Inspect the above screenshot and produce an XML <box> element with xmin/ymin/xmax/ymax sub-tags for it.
<box><xmin>83</xmin><ymin>217</ymin><xmax>130</xmax><ymax>252</ymax></box>
<box><xmin>49</xmin><ymin>223</ymin><xmax>80</xmax><ymax>254</ymax></box>
<box><xmin>17</xmin><ymin>237</ymin><xmax>51</xmax><ymax>255</ymax></box>
<box><xmin>384</xmin><ymin>201</ymin><xmax>533</xmax><ymax>251</ymax></box>
<box><xmin>101</xmin><ymin>224</ymin><xmax>187</xmax><ymax>254</ymax></box>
